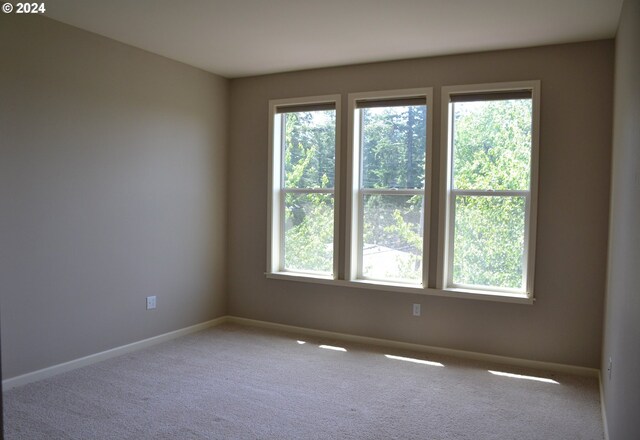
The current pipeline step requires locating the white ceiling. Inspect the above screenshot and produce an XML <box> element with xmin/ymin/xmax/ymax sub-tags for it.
<box><xmin>44</xmin><ymin>0</ymin><xmax>623</xmax><ymax>78</ymax></box>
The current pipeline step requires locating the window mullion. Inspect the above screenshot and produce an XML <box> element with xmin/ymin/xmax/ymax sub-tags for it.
<box><xmin>279</xmin><ymin>184</ymin><xmax>286</xmax><ymax>272</ymax></box>
<box><xmin>280</xmin><ymin>115</ymin><xmax>286</xmax><ymax>189</ymax></box>
<box><xmin>522</xmin><ymin>193</ymin><xmax>532</xmax><ymax>293</ymax></box>
<box><xmin>356</xmin><ymin>110</ymin><xmax>365</xmax><ymax>279</ymax></box>
<box><xmin>361</xmin><ymin>188</ymin><xmax>424</xmax><ymax>195</ymax></box>
<box><xmin>283</xmin><ymin>188</ymin><xmax>334</xmax><ymax>194</ymax></box>
<box><xmin>451</xmin><ymin>189</ymin><xmax>529</xmax><ymax>197</ymax></box>
<box><xmin>447</xmin><ymin>190</ymin><xmax>456</xmax><ymax>288</ymax></box>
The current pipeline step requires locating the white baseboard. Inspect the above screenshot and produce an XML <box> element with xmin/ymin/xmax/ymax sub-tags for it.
<box><xmin>2</xmin><ymin>316</ymin><xmax>227</xmax><ymax>390</ymax></box>
<box><xmin>227</xmin><ymin>316</ymin><xmax>600</xmax><ymax>378</ymax></box>
<box><xmin>3</xmin><ymin>314</ymin><xmax>600</xmax><ymax>391</ymax></box>
<box><xmin>599</xmin><ymin>371</ymin><xmax>610</xmax><ymax>440</ymax></box>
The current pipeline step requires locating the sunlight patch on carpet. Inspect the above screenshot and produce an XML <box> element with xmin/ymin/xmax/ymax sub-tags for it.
<box><xmin>384</xmin><ymin>354</ymin><xmax>444</xmax><ymax>367</ymax></box>
<box><xmin>319</xmin><ymin>345</ymin><xmax>347</xmax><ymax>352</ymax></box>
<box><xmin>488</xmin><ymin>370</ymin><xmax>559</xmax><ymax>384</ymax></box>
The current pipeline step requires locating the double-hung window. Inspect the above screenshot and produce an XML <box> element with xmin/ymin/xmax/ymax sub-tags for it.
<box><xmin>439</xmin><ymin>82</ymin><xmax>540</xmax><ymax>297</ymax></box>
<box><xmin>347</xmin><ymin>89</ymin><xmax>433</xmax><ymax>286</ymax></box>
<box><xmin>267</xmin><ymin>96</ymin><xmax>340</xmax><ymax>278</ymax></box>
<box><xmin>267</xmin><ymin>82</ymin><xmax>539</xmax><ymax>303</ymax></box>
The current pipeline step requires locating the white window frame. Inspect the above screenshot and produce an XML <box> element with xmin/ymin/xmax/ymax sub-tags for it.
<box><xmin>437</xmin><ymin>81</ymin><xmax>540</xmax><ymax>298</ymax></box>
<box><xmin>346</xmin><ymin>88</ymin><xmax>434</xmax><ymax>288</ymax></box>
<box><xmin>266</xmin><ymin>95</ymin><xmax>341</xmax><ymax>279</ymax></box>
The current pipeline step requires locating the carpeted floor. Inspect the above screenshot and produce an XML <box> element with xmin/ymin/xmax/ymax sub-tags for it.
<box><xmin>3</xmin><ymin>323</ymin><xmax>603</xmax><ymax>439</ymax></box>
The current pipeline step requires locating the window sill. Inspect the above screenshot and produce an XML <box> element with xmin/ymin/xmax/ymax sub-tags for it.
<box><xmin>265</xmin><ymin>272</ymin><xmax>534</xmax><ymax>305</ymax></box>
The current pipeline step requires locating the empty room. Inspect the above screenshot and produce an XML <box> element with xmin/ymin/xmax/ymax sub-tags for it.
<box><xmin>1</xmin><ymin>0</ymin><xmax>639</xmax><ymax>439</ymax></box>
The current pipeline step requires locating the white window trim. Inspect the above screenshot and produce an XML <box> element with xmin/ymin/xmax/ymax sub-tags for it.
<box><xmin>346</xmin><ymin>88</ymin><xmax>434</xmax><ymax>287</ymax></box>
<box><xmin>266</xmin><ymin>95</ymin><xmax>342</xmax><ymax>278</ymax></box>
<box><xmin>265</xmin><ymin>272</ymin><xmax>534</xmax><ymax>304</ymax></box>
<box><xmin>437</xmin><ymin>81</ymin><xmax>541</xmax><ymax>299</ymax></box>
<box><xmin>265</xmin><ymin>83</ymin><xmax>540</xmax><ymax>306</ymax></box>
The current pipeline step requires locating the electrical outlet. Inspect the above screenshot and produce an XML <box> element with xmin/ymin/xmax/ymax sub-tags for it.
<box><xmin>608</xmin><ymin>357</ymin><xmax>612</xmax><ymax>380</ymax></box>
<box><xmin>412</xmin><ymin>303</ymin><xmax>421</xmax><ymax>316</ymax></box>
<box><xmin>146</xmin><ymin>296</ymin><xmax>157</xmax><ymax>310</ymax></box>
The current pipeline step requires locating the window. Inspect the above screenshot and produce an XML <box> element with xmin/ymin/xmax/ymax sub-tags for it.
<box><xmin>347</xmin><ymin>89</ymin><xmax>433</xmax><ymax>286</ymax></box>
<box><xmin>267</xmin><ymin>96</ymin><xmax>340</xmax><ymax>278</ymax></box>
<box><xmin>267</xmin><ymin>82</ymin><xmax>539</xmax><ymax>303</ymax></box>
<box><xmin>439</xmin><ymin>82</ymin><xmax>540</xmax><ymax>297</ymax></box>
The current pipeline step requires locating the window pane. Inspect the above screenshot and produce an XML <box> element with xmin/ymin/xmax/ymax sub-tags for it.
<box><xmin>362</xmin><ymin>194</ymin><xmax>424</xmax><ymax>283</ymax></box>
<box><xmin>452</xmin><ymin>195</ymin><xmax>525</xmax><ymax>289</ymax></box>
<box><xmin>284</xmin><ymin>192</ymin><xmax>334</xmax><ymax>274</ymax></box>
<box><xmin>283</xmin><ymin>110</ymin><xmax>335</xmax><ymax>189</ymax></box>
<box><xmin>361</xmin><ymin>105</ymin><xmax>426</xmax><ymax>189</ymax></box>
<box><xmin>452</xmin><ymin>99</ymin><xmax>531</xmax><ymax>191</ymax></box>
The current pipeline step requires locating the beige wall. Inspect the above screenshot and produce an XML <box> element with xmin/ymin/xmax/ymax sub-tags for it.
<box><xmin>0</xmin><ymin>14</ymin><xmax>617</xmax><ymax>381</ymax></box>
<box><xmin>602</xmin><ymin>0</ymin><xmax>640</xmax><ymax>438</ymax></box>
<box><xmin>228</xmin><ymin>40</ymin><xmax>614</xmax><ymax>368</ymax></box>
<box><xmin>0</xmin><ymin>15</ymin><xmax>229</xmax><ymax>378</ymax></box>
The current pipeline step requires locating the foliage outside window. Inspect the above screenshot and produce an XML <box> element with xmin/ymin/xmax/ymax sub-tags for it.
<box><xmin>268</xmin><ymin>83</ymin><xmax>539</xmax><ymax>303</ymax></box>
<box><xmin>441</xmin><ymin>82</ymin><xmax>540</xmax><ymax>296</ymax></box>
<box><xmin>348</xmin><ymin>91</ymin><xmax>432</xmax><ymax>285</ymax></box>
<box><xmin>268</xmin><ymin>97</ymin><xmax>339</xmax><ymax>277</ymax></box>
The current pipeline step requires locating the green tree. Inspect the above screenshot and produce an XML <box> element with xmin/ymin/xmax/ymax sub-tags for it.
<box><xmin>362</xmin><ymin>105</ymin><xmax>426</xmax><ymax>189</ymax></box>
<box><xmin>451</xmin><ymin>99</ymin><xmax>532</xmax><ymax>289</ymax></box>
<box><xmin>279</xmin><ymin>99</ymin><xmax>531</xmax><ymax>288</ymax></box>
<box><xmin>283</xmin><ymin>110</ymin><xmax>336</xmax><ymax>273</ymax></box>
<box><xmin>360</xmin><ymin>105</ymin><xmax>426</xmax><ymax>281</ymax></box>
<box><xmin>453</xmin><ymin>100</ymin><xmax>531</xmax><ymax>191</ymax></box>
<box><xmin>285</xmin><ymin>111</ymin><xmax>335</xmax><ymax>189</ymax></box>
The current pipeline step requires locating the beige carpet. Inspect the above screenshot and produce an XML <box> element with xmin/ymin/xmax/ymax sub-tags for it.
<box><xmin>3</xmin><ymin>323</ymin><xmax>603</xmax><ymax>439</ymax></box>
